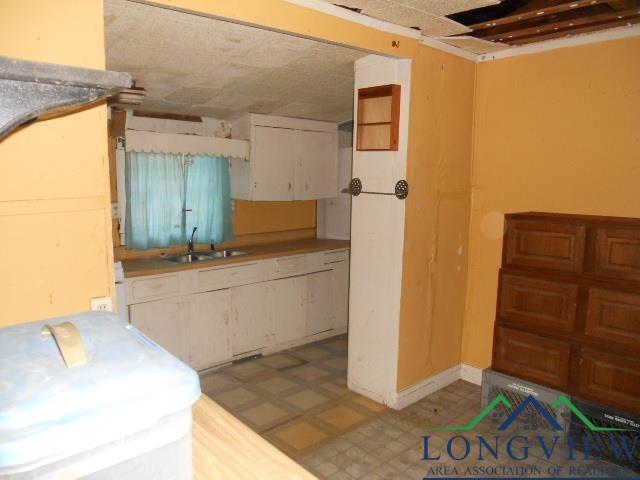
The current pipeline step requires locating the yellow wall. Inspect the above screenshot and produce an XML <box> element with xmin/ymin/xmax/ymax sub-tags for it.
<box><xmin>397</xmin><ymin>46</ymin><xmax>475</xmax><ymax>389</ymax></box>
<box><xmin>0</xmin><ymin>0</ymin><xmax>112</xmax><ymax>325</ymax></box>
<box><xmin>233</xmin><ymin>201</ymin><xmax>316</xmax><ymax>236</ymax></box>
<box><xmin>461</xmin><ymin>36</ymin><xmax>640</xmax><ymax>368</ymax></box>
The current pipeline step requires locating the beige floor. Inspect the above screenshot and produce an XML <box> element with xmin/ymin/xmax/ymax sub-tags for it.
<box><xmin>201</xmin><ymin>337</ymin><xmax>638</xmax><ymax>479</ymax></box>
<box><xmin>201</xmin><ymin>335</ymin><xmax>388</xmax><ymax>459</ymax></box>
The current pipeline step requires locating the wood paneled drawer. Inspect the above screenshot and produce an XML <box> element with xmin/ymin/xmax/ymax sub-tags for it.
<box><xmin>499</xmin><ymin>273</ymin><xmax>578</xmax><ymax>333</ymax></box>
<box><xmin>579</xmin><ymin>348</ymin><xmax>640</xmax><ymax>415</ymax></box>
<box><xmin>586</xmin><ymin>287</ymin><xmax>640</xmax><ymax>345</ymax></box>
<box><xmin>504</xmin><ymin>219</ymin><xmax>586</xmax><ymax>273</ymax></box>
<box><xmin>275</xmin><ymin>254</ymin><xmax>308</xmax><ymax>277</ymax></box>
<box><xmin>493</xmin><ymin>326</ymin><xmax>571</xmax><ymax>390</ymax></box>
<box><xmin>196</xmin><ymin>262</ymin><xmax>262</xmax><ymax>291</ymax></box>
<box><xmin>595</xmin><ymin>227</ymin><xmax>640</xmax><ymax>281</ymax></box>
<box><xmin>128</xmin><ymin>273</ymin><xmax>180</xmax><ymax>303</ymax></box>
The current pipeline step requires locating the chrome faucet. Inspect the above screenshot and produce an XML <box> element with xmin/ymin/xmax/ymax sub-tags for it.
<box><xmin>187</xmin><ymin>227</ymin><xmax>198</xmax><ymax>254</ymax></box>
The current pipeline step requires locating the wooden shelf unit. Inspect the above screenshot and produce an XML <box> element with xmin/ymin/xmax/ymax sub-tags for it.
<box><xmin>356</xmin><ymin>84</ymin><xmax>400</xmax><ymax>151</ymax></box>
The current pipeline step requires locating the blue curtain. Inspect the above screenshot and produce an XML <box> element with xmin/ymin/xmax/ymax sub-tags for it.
<box><xmin>125</xmin><ymin>152</ymin><xmax>184</xmax><ymax>249</ymax></box>
<box><xmin>185</xmin><ymin>155</ymin><xmax>233</xmax><ymax>245</ymax></box>
<box><xmin>125</xmin><ymin>151</ymin><xmax>233</xmax><ymax>249</ymax></box>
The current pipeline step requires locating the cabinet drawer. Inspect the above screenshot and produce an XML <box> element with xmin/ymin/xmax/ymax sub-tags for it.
<box><xmin>504</xmin><ymin>220</ymin><xmax>586</xmax><ymax>273</ymax></box>
<box><xmin>586</xmin><ymin>288</ymin><xmax>640</xmax><ymax>345</ymax></box>
<box><xmin>595</xmin><ymin>227</ymin><xmax>640</xmax><ymax>281</ymax></box>
<box><xmin>579</xmin><ymin>348</ymin><xmax>640</xmax><ymax>415</ymax></box>
<box><xmin>498</xmin><ymin>274</ymin><xmax>578</xmax><ymax>333</ymax></box>
<box><xmin>128</xmin><ymin>274</ymin><xmax>180</xmax><ymax>303</ymax></box>
<box><xmin>323</xmin><ymin>249</ymin><xmax>349</xmax><ymax>265</ymax></box>
<box><xmin>493</xmin><ymin>326</ymin><xmax>570</xmax><ymax>390</ymax></box>
<box><xmin>197</xmin><ymin>262</ymin><xmax>261</xmax><ymax>291</ymax></box>
<box><xmin>275</xmin><ymin>254</ymin><xmax>308</xmax><ymax>277</ymax></box>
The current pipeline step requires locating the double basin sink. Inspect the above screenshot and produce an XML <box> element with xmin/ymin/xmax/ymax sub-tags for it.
<box><xmin>162</xmin><ymin>250</ymin><xmax>249</xmax><ymax>264</ymax></box>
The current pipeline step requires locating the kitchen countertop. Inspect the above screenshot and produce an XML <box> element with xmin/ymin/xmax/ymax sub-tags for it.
<box><xmin>193</xmin><ymin>395</ymin><xmax>316</xmax><ymax>480</ymax></box>
<box><xmin>121</xmin><ymin>238</ymin><xmax>350</xmax><ymax>278</ymax></box>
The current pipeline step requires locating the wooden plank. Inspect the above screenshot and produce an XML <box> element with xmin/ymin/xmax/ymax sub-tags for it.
<box><xmin>133</xmin><ymin>109</ymin><xmax>203</xmax><ymax>123</ymax></box>
<box><xmin>469</xmin><ymin>0</ymin><xmax>610</xmax><ymax>31</ymax></box>
<box><xmin>482</xmin><ymin>9</ymin><xmax>639</xmax><ymax>41</ymax></box>
<box><xmin>509</xmin><ymin>15</ymin><xmax>640</xmax><ymax>43</ymax></box>
<box><xmin>192</xmin><ymin>395</ymin><xmax>317</xmax><ymax>480</ymax></box>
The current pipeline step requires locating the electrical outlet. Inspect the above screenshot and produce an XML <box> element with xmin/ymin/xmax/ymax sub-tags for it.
<box><xmin>91</xmin><ymin>296</ymin><xmax>113</xmax><ymax>312</ymax></box>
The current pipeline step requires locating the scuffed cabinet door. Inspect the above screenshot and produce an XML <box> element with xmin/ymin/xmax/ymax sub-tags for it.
<box><xmin>306</xmin><ymin>270</ymin><xmax>335</xmax><ymax>335</ymax></box>
<box><xmin>129</xmin><ymin>297</ymin><xmax>188</xmax><ymax>363</ymax></box>
<box><xmin>270</xmin><ymin>276</ymin><xmax>306</xmax><ymax>345</ymax></box>
<box><xmin>295</xmin><ymin>130</ymin><xmax>338</xmax><ymax>200</ymax></box>
<box><xmin>332</xmin><ymin>261</ymin><xmax>350</xmax><ymax>331</ymax></box>
<box><xmin>186</xmin><ymin>289</ymin><xmax>232</xmax><ymax>370</ymax></box>
<box><xmin>251</xmin><ymin>126</ymin><xmax>296</xmax><ymax>200</ymax></box>
<box><xmin>231</xmin><ymin>283</ymin><xmax>270</xmax><ymax>355</ymax></box>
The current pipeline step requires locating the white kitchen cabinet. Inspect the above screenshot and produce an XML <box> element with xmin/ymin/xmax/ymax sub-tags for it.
<box><xmin>129</xmin><ymin>297</ymin><xmax>188</xmax><ymax>363</ymax></box>
<box><xmin>251</xmin><ymin>126</ymin><xmax>297</xmax><ymax>200</ymax></box>
<box><xmin>126</xmin><ymin>248</ymin><xmax>350</xmax><ymax>370</ymax></box>
<box><xmin>186</xmin><ymin>289</ymin><xmax>232</xmax><ymax>370</ymax></box>
<box><xmin>231</xmin><ymin>282</ymin><xmax>271</xmax><ymax>355</ymax></box>
<box><xmin>294</xmin><ymin>130</ymin><xmax>339</xmax><ymax>200</ymax></box>
<box><xmin>306</xmin><ymin>270</ymin><xmax>335</xmax><ymax>336</ymax></box>
<box><xmin>332</xmin><ymin>260</ymin><xmax>350</xmax><ymax>331</ymax></box>
<box><xmin>230</xmin><ymin>114</ymin><xmax>338</xmax><ymax>201</ymax></box>
<box><xmin>270</xmin><ymin>276</ymin><xmax>306</xmax><ymax>345</ymax></box>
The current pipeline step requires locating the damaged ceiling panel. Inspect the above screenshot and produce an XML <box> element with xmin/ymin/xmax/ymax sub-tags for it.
<box><xmin>449</xmin><ymin>0</ymin><xmax>640</xmax><ymax>46</ymax></box>
<box><xmin>435</xmin><ymin>35</ymin><xmax>509</xmax><ymax>53</ymax></box>
<box><xmin>104</xmin><ymin>0</ymin><xmax>367</xmax><ymax>122</ymax></box>
<box><xmin>315</xmin><ymin>0</ymin><xmax>498</xmax><ymax>35</ymax></box>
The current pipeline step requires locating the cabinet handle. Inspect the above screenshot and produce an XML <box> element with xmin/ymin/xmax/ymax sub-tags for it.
<box><xmin>288</xmin><ymin>182</ymin><xmax>292</xmax><ymax>191</ymax></box>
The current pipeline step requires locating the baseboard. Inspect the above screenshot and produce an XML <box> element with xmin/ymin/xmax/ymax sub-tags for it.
<box><xmin>460</xmin><ymin>363</ymin><xmax>483</xmax><ymax>385</ymax></box>
<box><xmin>390</xmin><ymin>364</ymin><xmax>462</xmax><ymax>410</ymax></box>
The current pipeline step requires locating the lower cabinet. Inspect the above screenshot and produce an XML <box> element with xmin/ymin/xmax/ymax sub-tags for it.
<box><xmin>231</xmin><ymin>282</ymin><xmax>270</xmax><ymax>356</ymax></box>
<box><xmin>187</xmin><ymin>289</ymin><xmax>232</xmax><ymax>370</ymax></box>
<box><xmin>307</xmin><ymin>270</ymin><xmax>335</xmax><ymax>335</ymax></box>
<box><xmin>127</xmin><ymin>249</ymin><xmax>350</xmax><ymax>371</ymax></box>
<box><xmin>130</xmin><ymin>296</ymin><xmax>188</xmax><ymax>363</ymax></box>
<box><xmin>270</xmin><ymin>276</ymin><xmax>306</xmax><ymax>345</ymax></box>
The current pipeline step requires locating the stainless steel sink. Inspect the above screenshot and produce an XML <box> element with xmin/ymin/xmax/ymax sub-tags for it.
<box><xmin>162</xmin><ymin>250</ymin><xmax>248</xmax><ymax>264</ymax></box>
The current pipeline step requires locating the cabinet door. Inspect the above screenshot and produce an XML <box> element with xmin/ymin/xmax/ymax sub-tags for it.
<box><xmin>294</xmin><ymin>130</ymin><xmax>338</xmax><ymax>200</ymax></box>
<box><xmin>129</xmin><ymin>297</ymin><xmax>188</xmax><ymax>363</ymax></box>
<box><xmin>187</xmin><ymin>289</ymin><xmax>232</xmax><ymax>370</ymax></box>
<box><xmin>332</xmin><ymin>261</ymin><xmax>350</xmax><ymax>331</ymax></box>
<box><xmin>251</xmin><ymin>126</ymin><xmax>296</xmax><ymax>200</ymax></box>
<box><xmin>307</xmin><ymin>270</ymin><xmax>335</xmax><ymax>336</ymax></box>
<box><xmin>270</xmin><ymin>276</ymin><xmax>306</xmax><ymax>345</ymax></box>
<box><xmin>231</xmin><ymin>283</ymin><xmax>270</xmax><ymax>355</ymax></box>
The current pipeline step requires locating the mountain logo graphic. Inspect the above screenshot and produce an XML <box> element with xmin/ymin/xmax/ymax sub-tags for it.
<box><xmin>431</xmin><ymin>394</ymin><xmax>630</xmax><ymax>432</ymax></box>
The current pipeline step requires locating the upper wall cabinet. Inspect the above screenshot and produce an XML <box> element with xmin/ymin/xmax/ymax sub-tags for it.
<box><xmin>230</xmin><ymin>114</ymin><xmax>338</xmax><ymax>201</ymax></box>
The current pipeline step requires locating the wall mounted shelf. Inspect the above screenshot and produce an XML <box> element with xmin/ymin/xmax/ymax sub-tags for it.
<box><xmin>0</xmin><ymin>56</ymin><xmax>131</xmax><ymax>140</ymax></box>
<box><xmin>356</xmin><ymin>84</ymin><xmax>400</xmax><ymax>151</ymax></box>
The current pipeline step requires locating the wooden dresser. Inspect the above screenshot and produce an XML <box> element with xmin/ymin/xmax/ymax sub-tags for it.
<box><xmin>492</xmin><ymin>212</ymin><xmax>640</xmax><ymax>415</ymax></box>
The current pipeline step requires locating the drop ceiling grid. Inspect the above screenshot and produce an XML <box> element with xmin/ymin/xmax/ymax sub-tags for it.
<box><xmin>104</xmin><ymin>0</ymin><xmax>365</xmax><ymax>122</ymax></box>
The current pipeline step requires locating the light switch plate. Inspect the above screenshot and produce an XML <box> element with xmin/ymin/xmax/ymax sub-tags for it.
<box><xmin>91</xmin><ymin>296</ymin><xmax>113</xmax><ymax>312</ymax></box>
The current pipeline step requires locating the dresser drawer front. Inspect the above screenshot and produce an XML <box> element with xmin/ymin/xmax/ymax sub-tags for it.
<box><xmin>129</xmin><ymin>274</ymin><xmax>180</xmax><ymax>303</ymax></box>
<box><xmin>595</xmin><ymin>227</ymin><xmax>640</xmax><ymax>281</ymax></box>
<box><xmin>505</xmin><ymin>220</ymin><xmax>586</xmax><ymax>272</ymax></box>
<box><xmin>586</xmin><ymin>288</ymin><xmax>640</xmax><ymax>345</ymax></box>
<box><xmin>499</xmin><ymin>274</ymin><xmax>578</xmax><ymax>333</ymax></box>
<box><xmin>275</xmin><ymin>254</ymin><xmax>308</xmax><ymax>277</ymax></box>
<box><xmin>197</xmin><ymin>262</ymin><xmax>261</xmax><ymax>291</ymax></box>
<box><xmin>493</xmin><ymin>326</ymin><xmax>570</xmax><ymax>389</ymax></box>
<box><xmin>579</xmin><ymin>349</ymin><xmax>640</xmax><ymax>415</ymax></box>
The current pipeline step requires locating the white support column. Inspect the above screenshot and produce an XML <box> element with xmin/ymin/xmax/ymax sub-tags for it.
<box><xmin>347</xmin><ymin>55</ymin><xmax>412</xmax><ymax>407</ymax></box>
